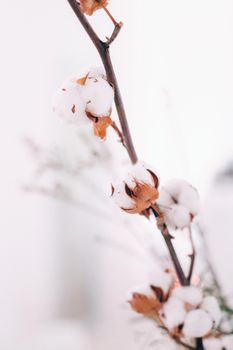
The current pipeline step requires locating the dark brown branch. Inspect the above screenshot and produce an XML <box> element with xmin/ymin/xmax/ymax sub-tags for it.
<box><xmin>187</xmin><ymin>226</ymin><xmax>196</xmax><ymax>283</ymax></box>
<box><xmin>150</xmin><ymin>204</ymin><xmax>189</xmax><ymax>286</ymax></box>
<box><xmin>66</xmin><ymin>0</ymin><xmax>138</xmax><ymax>164</ymax></box>
<box><xmin>196</xmin><ymin>338</ymin><xmax>204</xmax><ymax>350</ymax></box>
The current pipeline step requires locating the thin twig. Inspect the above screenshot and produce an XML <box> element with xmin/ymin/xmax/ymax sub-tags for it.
<box><xmin>106</xmin><ymin>22</ymin><xmax>123</xmax><ymax>45</ymax></box>
<box><xmin>66</xmin><ymin>0</ymin><xmax>138</xmax><ymax>164</ymax></box>
<box><xmin>111</xmin><ymin>120</ymin><xmax>126</xmax><ymax>148</ymax></box>
<box><xmin>159</xmin><ymin>323</ymin><xmax>194</xmax><ymax>349</ymax></box>
<box><xmin>187</xmin><ymin>226</ymin><xmax>196</xmax><ymax>283</ymax></box>
<box><xmin>150</xmin><ymin>204</ymin><xmax>189</xmax><ymax>286</ymax></box>
<box><xmin>103</xmin><ymin>5</ymin><xmax>118</xmax><ymax>25</ymax></box>
<box><xmin>173</xmin><ymin>336</ymin><xmax>194</xmax><ymax>350</ymax></box>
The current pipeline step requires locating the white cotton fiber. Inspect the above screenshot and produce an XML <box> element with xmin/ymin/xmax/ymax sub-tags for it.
<box><xmin>203</xmin><ymin>337</ymin><xmax>223</xmax><ymax>350</ymax></box>
<box><xmin>160</xmin><ymin>297</ymin><xmax>187</xmax><ymax>330</ymax></box>
<box><xmin>162</xmin><ymin>179</ymin><xmax>200</xmax><ymax>216</ymax></box>
<box><xmin>126</xmin><ymin>161</ymin><xmax>158</xmax><ymax>188</ymax></box>
<box><xmin>147</xmin><ymin>264</ymin><xmax>173</xmax><ymax>294</ymax></box>
<box><xmin>81</xmin><ymin>76</ymin><xmax>114</xmax><ymax>117</ymax></box>
<box><xmin>183</xmin><ymin>309</ymin><xmax>213</xmax><ymax>338</ymax></box>
<box><xmin>156</xmin><ymin>187</ymin><xmax>173</xmax><ymax>209</ymax></box>
<box><xmin>171</xmin><ymin>286</ymin><xmax>203</xmax><ymax>308</ymax></box>
<box><xmin>178</xmin><ymin>185</ymin><xmax>200</xmax><ymax>215</ymax></box>
<box><xmin>87</xmin><ymin>66</ymin><xmax>106</xmax><ymax>79</ymax></box>
<box><xmin>112</xmin><ymin>182</ymin><xmax>135</xmax><ymax>209</ymax></box>
<box><xmin>164</xmin><ymin>204</ymin><xmax>191</xmax><ymax>229</ymax></box>
<box><xmin>201</xmin><ymin>296</ymin><xmax>222</xmax><ymax>327</ymax></box>
<box><xmin>52</xmin><ymin>86</ymin><xmax>88</xmax><ymax>125</ymax></box>
<box><xmin>222</xmin><ymin>335</ymin><xmax>233</xmax><ymax>350</ymax></box>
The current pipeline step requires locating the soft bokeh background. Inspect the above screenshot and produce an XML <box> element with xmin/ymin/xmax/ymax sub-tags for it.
<box><xmin>0</xmin><ymin>1</ymin><xmax>233</xmax><ymax>349</ymax></box>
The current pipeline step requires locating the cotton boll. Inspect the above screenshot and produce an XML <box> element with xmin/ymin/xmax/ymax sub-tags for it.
<box><xmin>203</xmin><ymin>338</ymin><xmax>223</xmax><ymax>350</ymax></box>
<box><xmin>163</xmin><ymin>179</ymin><xmax>199</xmax><ymax>216</ymax></box>
<box><xmin>111</xmin><ymin>161</ymin><xmax>159</xmax><ymax>214</ymax></box>
<box><xmin>164</xmin><ymin>204</ymin><xmax>191</xmax><ymax>229</ymax></box>
<box><xmin>112</xmin><ymin>182</ymin><xmax>135</xmax><ymax>210</ymax></box>
<box><xmin>171</xmin><ymin>286</ymin><xmax>203</xmax><ymax>308</ymax></box>
<box><xmin>183</xmin><ymin>310</ymin><xmax>213</xmax><ymax>338</ymax></box>
<box><xmin>222</xmin><ymin>335</ymin><xmax>233</xmax><ymax>350</ymax></box>
<box><xmin>148</xmin><ymin>264</ymin><xmax>173</xmax><ymax>294</ymax></box>
<box><xmin>81</xmin><ymin>77</ymin><xmax>114</xmax><ymax>117</ymax></box>
<box><xmin>52</xmin><ymin>86</ymin><xmax>88</xmax><ymax>125</ymax></box>
<box><xmin>160</xmin><ymin>297</ymin><xmax>187</xmax><ymax>331</ymax></box>
<box><xmin>201</xmin><ymin>296</ymin><xmax>222</xmax><ymax>327</ymax></box>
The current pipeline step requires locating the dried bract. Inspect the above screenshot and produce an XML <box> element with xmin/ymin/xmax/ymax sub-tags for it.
<box><xmin>80</xmin><ymin>0</ymin><xmax>108</xmax><ymax>15</ymax></box>
<box><xmin>127</xmin><ymin>285</ymin><xmax>162</xmax><ymax>317</ymax></box>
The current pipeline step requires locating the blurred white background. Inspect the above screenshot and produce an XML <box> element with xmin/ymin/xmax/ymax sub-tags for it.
<box><xmin>0</xmin><ymin>1</ymin><xmax>233</xmax><ymax>349</ymax></box>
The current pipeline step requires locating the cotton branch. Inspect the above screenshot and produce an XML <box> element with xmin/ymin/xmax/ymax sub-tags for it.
<box><xmin>65</xmin><ymin>3</ymin><xmax>205</xmax><ymax>349</ymax></box>
<box><xmin>150</xmin><ymin>204</ymin><xmax>189</xmax><ymax>287</ymax></box>
<box><xmin>187</xmin><ymin>226</ymin><xmax>196</xmax><ymax>283</ymax></box>
<box><xmin>66</xmin><ymin>0</ymin><xmax>138</xmax><ymax>164</ymax></box>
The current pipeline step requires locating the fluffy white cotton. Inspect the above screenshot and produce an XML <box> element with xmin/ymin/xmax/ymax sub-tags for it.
<box><xmin>127</xmin><ymin>284</ymin><xmax>156</xmax><ymax>300</ymax></box>
<box><xmin>112</xmin><ymin>182</ymin><xmax>135</xmax><ymax>209</ymax></box>
<box><xmin>164</xmin><ymin>204</ymin><xmax>191</xmax><ymax>229</ymax></box>
<box><xmin>52</xmin><ymin>83</ymin><xmax>88</xmax><ymax>125</ymax></box>
<box><xmin>183</xmin><ymin>309</ymin><xmax>213</xmax><ymax>338</ymax></box>
<box><xmin>204</xmin><ymin>336</ymin><xmax>233</xmax><ymax>350</ymax></box>
<box><xmin>201</xmin><ymin>296</ymin><xmax>222</xmax><ymax>327</ymax></box>
<box><xmin>161</xmin><ymin>179</ymin><xmax>200</xmax><ymax>216</ymax></box>
<box><xmin>148</xmin><ymin>265</ymin><xmax>173</xmax><ymax>294</ymax></box>
<box><xmin>87</xmin><ymin>66</ymin><xmax>107</xmax><ymax>79</ymax></box>
<box><xmin>157</xmin><ymin>179</ymin><xmax>200</xmax><ymax>229</ymax></box>
<box><xmin>160</xmin><ymin>297</ymin><xmax>187</xmax><ymax>330</ymax></box>
<box><xmin>163</xmin><ymin>179</ymin><xmax>187</xmax><ymax>198</ymax></box>
<box><xmin>179</xmin><ymin>186</ymin><xmax>200</xmax><ymax>215</ymax></box>
<box><xmin>203</xmin><ymin>338</ymin><xmax>223</xmax><ymax>350</ymax></box>
<box><xmin>126</xmin><ymin>161</ymin><xmax>158</xmax><ymax>188</ymax></box>
<box><xmin>81</xmin><ymin>69</ymin><xmax>114</xmax><ymax>117</ymax></box>
<box><xmin>172</xmin><ymin>286</ymin><xmax>203</xmax><ymax>308</ymax></box>
<box><xmin>222</xmin><ymin>336</ymin><xmax>233</xmax><ymax>350</ymax></box>
<box><xmin>156</xmin><ymin>188</ymin><xmax>174</xmax><ymax>209</ymax></box>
